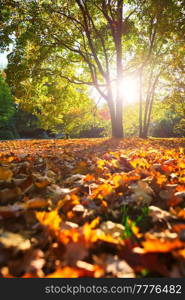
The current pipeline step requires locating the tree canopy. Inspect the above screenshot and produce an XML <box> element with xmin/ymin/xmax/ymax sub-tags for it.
<box><xmin>0</xmin><ymin>0</ymin><xmax>184</xmax><ymax>138</ymax></box>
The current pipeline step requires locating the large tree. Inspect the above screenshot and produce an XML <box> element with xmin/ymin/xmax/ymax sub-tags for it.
<box><xmin>1</xmin><ymin>0</ymin><xmax>139</xmax><ymax>138</ymax></box>
<box><xmin>125</xmin><ymin>0</ymin><xmax>185</xmax><ymax>138</ymax></box>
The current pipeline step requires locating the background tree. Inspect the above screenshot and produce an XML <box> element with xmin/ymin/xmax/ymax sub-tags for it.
<box><xmin>13</xmin><ymin>70</ymin><xmax>102</xmax><ymax>136</ymax></box>
<box><xmin>0</xmin><ymin>72</ymin><xmax>16</xmax><ymax>139</ymax></box>
<box><xmin>125</xmin><ymin>0</ymin><xmax>185</xmax><ymax>138</ymax></box>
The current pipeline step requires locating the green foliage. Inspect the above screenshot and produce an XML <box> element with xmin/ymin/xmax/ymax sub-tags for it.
<box><xmin>0</xmin><ymin>127</ymin><xmax>15</xmax><ymax>140</ymax></box>
<box><xmin>15</xmin><ymin>76</ymin><xmax>99</xmax><ymax>136</ymax></box>
<box><xmin>0</xmin><ymin>73</ymin><xmax>15</xmax><ymax>125</ymax></box>
<box><xmin>174</xmin><ymin>119</ymin><xmax>185</xmax><ymax>136</ymax></box>
<box><xmin>14</xmin><ymin>109</ymin><xmax>45</xmax><ymax>138</ymax></box>
<box><xmin>1</xmin><ymin>0</ymin><xmax>185</xmax><ymax>138</ymax></box>
<box><xmin>151</xmin><ymin>113</ymin><xmax>184</xmax><ymax>138</ymax></box>
<box><xmin>123</xmin><ymin>103</ymin><xmax>139</xmax><ymax>136</ymax></box>
<box><xmin>121</xmin><ymin>205</ymin><xmax>132</xmax><ymax>238</ymax></box>
<box><xmin>121</xmin><ymin>205</ymin><xmax>150</xmax><ymax>239</ymax></box>
<box><xmin>151</xmin><ymin>92</ymin><xmax>185</xmax><ymax>137</ymax></box>
<box><xmin>0</xmin><ymin>73</ymin><xmax>15</xmax><ymax>139</ymax></box>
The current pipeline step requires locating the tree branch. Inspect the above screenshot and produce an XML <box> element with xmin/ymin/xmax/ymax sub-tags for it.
<box><xmin>75</xmin><ymin>0</ymin><xmax>107</xmax><ymax>80</ymax></box>
<box><xmin>59</xmin><ymin>75</ymin><xmax>106</xmax><ymax>87</ymax></box>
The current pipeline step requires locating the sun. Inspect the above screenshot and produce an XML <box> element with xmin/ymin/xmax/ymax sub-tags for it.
<box><xmin>89</xmin><ymin>76</ymin><xmax>139</xmax><ymax>105</ymax></box>
<box><xmin>121</xmin><ymin>77</ymin><xmax>139</xmax><ymax>104</ymax></box>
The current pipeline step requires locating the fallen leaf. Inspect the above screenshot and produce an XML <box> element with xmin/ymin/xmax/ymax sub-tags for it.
<box><xmin>106</xmin><ymin>255</ymin><xmax>135</xmax><ymax>278</ymax></box>
<box><xmin>142</xmin><ymin>237</ymin><xmax>185</xmax><ymax>253</ymax></box>
<box><xmin>25</xmin><ymin>197</ymin><xmax>50</xmax><ymax>209</ymax></box>
<box><xmin>0</xmin><ymin>167</ymin><xmax>13</xmax><ymax>181</ymax></box>
<box><xmin>0</xmin><ymin>230</ymin><xmax>31</xmax><ymax>251</ymax></box>
<box><xmin>36</xmin><ymin>210</ymin><xmax>62</xmax><ymax>231</ymax></box>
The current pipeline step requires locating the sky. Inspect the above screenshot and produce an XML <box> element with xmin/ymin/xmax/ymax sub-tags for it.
<box><xmin>0</xmin><ymin>52</ymin><xmax>8</xmax><ymax>69</ymax></box>
<box><xmin>0</xmin><ymin>44</ymin><xmax>14</xmax><ymax>69</ymax></box>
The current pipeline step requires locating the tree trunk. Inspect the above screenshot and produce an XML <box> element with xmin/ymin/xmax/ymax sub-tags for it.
<box><xmin>140</xmin><ymin>127</ymin><xmax>148</xmax><ymax>138</ymax></box>
<box><xmin>108</xmin><ymin>99</ymin><xmax>117</xmax><ymax>137</ymax></box>
<box><xmin>139</xmin><ymin>70</ymin><xmax>143</xmax><ymax>137</ymax></box>
<box><xmin>141</xmin><ymin>74</ymin><xmax>159</xmax><ymax>138</ymax></box>
<box><xmin>113</xmin><ymin>0</ymin><xmax>124</xmax><ymax>138</ymax></box>
<box><xmin>107</xmin><ymin>92</ymin><xmax>123</xmax><ymax>138</ymax></box>
<box><xmin>115</xmin><ymin>96</ymin><xmax>124</xmax><ymax>138</ymax></box>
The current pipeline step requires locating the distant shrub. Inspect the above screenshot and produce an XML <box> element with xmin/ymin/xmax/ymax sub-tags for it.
<box><xmin>19</xmin><ymin>128</ymin><xmax>49</xmax><ymax>139</ymax></box>
<box><xmin>78</xmin><ymin>127</ymin><xmax>105</xmax><ymax>138</ymax></box>
<box><xmin>0</xmin><ymin>127</ymin><xmax>15</xmax><ymax>140</ymax></box>
<box><xmin>0</xmin><ymin>73</ymin><xmax>15</xmax><ymax>128</ymax></box>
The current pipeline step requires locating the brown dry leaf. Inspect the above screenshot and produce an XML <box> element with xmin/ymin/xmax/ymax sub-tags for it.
<box><xmin>73</xmin><ymin>161</ymin><xmax>88</xmax><ymax>174</ymax></box>
<box><xmin>0</xmin><ymin>203</ymin><xmax>24</xmax><ymax>218</ymax></box>
<box><xmin>96</xmin><ymin>229</ymin><xmax>124</xmax><ymax>245</ymax></box>
<box><xmin>176</xmin><ymin>209</ymin><xmax>185</xmax><ymax>219</ymax></box>
<box><xmin>129</xmin><ymin>181</ymin><xmax>154</xmax><ymax>205</ymax></box>
<box><xmin>35</xmin><ymin>180</ymin><xmax>50</xmax><ymax>189</ymax></box>
<box><xmin>172</xmin><ymin>223</ymin><xmax>185</xmax><ymax>233</ymax></box>
<box><xmin>159</xmin><ymin>189</ymin><xmax>173</xmax><ymax>200</ymax></box>
<box><xmin>167</xmin><ymin>196</ymin><xmax>184</xmax><ymax>207</ymax></box>
<box><xmin>64</xmin><ymin>174</ymin><xmax>85</xmax><ymax>184</ymax></box>
<box><xmin>174</xmin><ymin>191</ymin><xmax>185</xmax><ymax>200</ymax></box>
<box><xmin>59</xmin><ymin>195</ymin><xmax>80</xmax><ymax>214</ymax></box>
<box><xmin>25</xmin><ymin>197</ymin><xmax>50</xmax><ymax>209</ymax></box>
<box><xmin>170</xmin><ymin>207</ymin><xmax>185</xmax><ymax>219</ymax></box>
<box><xmin>22</xmin><ymin>249</ymin><xmax>45</xmax><ymax>275</ymax></box>
<box><xmin>173</xmin><ymin>249</ymin><xmax>185</xmax><ymax>259</ymax></box>
<box><xmin>76</xmin><ymin>261</ymin><xmax>104</xmax><ymax>277</ymax></box>
<box><xmin>119</xmin><ymin>155</ymin><xmax>135</xmax><ymax>171</ymax></box>
<box><xmin>0</xmin><ymin>138</ymin><xmax>185</xmax><ymax>278</ymax></box>
<box><xmin>100</xmin><ymin>221</ymin><xmax>125</xmax><ymax>239</ymax></box>
<box><xmin>9</xmin><ymin>249</ymin><xmax>45</xmax><ymax>277</ymax></box>
<box><xmin>62</xmin><ymin>242</ymin><xmax>88</xmax><ymax>265</ymax></box>
<box><xmin>149</xmin><ymin>206</ymin><xmax>175</xmax><ymax>222</ymax></box>
<box><xmin>0</xmin><ymin>187</ymin><xmax>21</xmax><ymax>203</ymax></box>
<box><xmin>83</xmin><ymin>174</ymin><xmax>95</xmax><ymax>182</ymax></box>
<box><xmin>106</xmin><ymin>255</ymin><xmax>135</xmax><ymax>278</ymax></box>
<box><xmin>57</xmin><ymin>220</ymin><xmax>99</xmax><ymax>246</ymax></box>
<box><xmin>47</xmin><ymin>184</ymin><xmax>73</xmax><ymax>198</ymax></box>
<box><xmin>46</xmin><ymin>266</ymin><xmax>94</xmax><ymax>278</ymax></box>
<box><xmin>19</xmin><ymin>176</ymin><xmax>34</xmax><ymax>194</ymax></box>
<box><xmin>0</xmin><ymin>230</ymin><xmax>31</xmax><ymax>251</ymax></box>
<box><xmin>119</xmin><ymin>240</ymin><xmax>169</xmax><ymax>276</ymax></box>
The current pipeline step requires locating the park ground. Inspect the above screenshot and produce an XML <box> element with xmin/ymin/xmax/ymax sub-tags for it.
<box><xmin>0</xmin><ymin>137</ymin><xmax>185</xmax><ymax>278</ymax></box>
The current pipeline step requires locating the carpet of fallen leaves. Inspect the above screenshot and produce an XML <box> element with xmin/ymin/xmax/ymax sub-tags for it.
<box><xmin>0</xmin><ymin>137</ymin><xmax>185</xmax><ymax>278</ymax></box>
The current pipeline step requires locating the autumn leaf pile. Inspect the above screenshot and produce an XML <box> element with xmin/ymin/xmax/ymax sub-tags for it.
<box><xmin>0</xmin><ymin>137</ymin><xmax>185</xmax><ymax>278</ymax></box>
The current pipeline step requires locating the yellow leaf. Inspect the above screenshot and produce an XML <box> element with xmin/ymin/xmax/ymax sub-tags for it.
<box><xmin>130</xmin><ymin>158</ymin><xmax>150</xmax><ymax>169</ymax></box>
<box><xmin>46</xmin><ymin>267</ymin><xmax>85</xmax><ymax>278</ymax></box>
<box><xmin>36</xmin><ymin>210</ymin><xmax>61</xmax><ymax>231</ymax></box>
<box><xmin>142</xmin><ymin>238</ymin><xmax>184</xmax><ymax>253</ymax></box>
<box><xmin>0</xmin><ymin>167</ymin><xmax>13</xmax><ymax>181</ymax></box>
<box><xmin>112</xmin><ymin>174</ymin><xmax>122</xmax><ymax>187</ymax></box>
